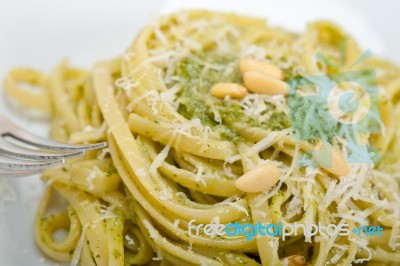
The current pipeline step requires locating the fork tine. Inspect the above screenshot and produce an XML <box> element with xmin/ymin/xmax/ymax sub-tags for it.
<box><xmin>0</xmin><ymin>154</ymin><xmax>64</xmax><ymax>170</ymax></box>
<box><xmin>0</xmin><ymin>139</ymin><xmax>85</xmax><ymax>160</ymax></box>
<box><xmin>0</xmin><ymin>168</ymin><xmax>44</xmax><ymax>178</ymax></box>
<box><xmin>0</xmin><ymin>115</ymin><xmax>107</xmax><ymax>176</ymax></box>
<box><xmin>0</xmin><ymin>114</ymin><xmax>107</xmax><ymax>152</ymax></box>
<box><xmin>4</xmin><ymin>132</ymin><xmax>107</xmax><ymax>152</ymax></box>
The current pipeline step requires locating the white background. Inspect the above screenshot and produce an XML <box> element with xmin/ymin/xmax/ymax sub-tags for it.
<box><xmin>0</xmin><ymin>0</ymin><xmax>399</xmax><ymax>265</ymax></box>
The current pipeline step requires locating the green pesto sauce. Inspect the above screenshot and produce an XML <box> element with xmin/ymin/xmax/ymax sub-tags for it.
<box><xmin>175</xmin><ymin>53</ymin><xmax>290</xmax><ymax>143</ymax></box>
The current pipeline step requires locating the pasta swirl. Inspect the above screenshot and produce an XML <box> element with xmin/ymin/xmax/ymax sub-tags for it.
<box><xmin>3</xmin><ymin>10</ymin><xmax>400</xmax><ymax>266</ymax></box>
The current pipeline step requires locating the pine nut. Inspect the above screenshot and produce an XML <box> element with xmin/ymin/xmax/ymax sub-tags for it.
<box><xmin>210</xmin><ymin>83</ymin><xmax>248</xmax><ymax>99</ymax></box>
<box><xmin>281</xmin><ymin>255</ymin><xmax>306</xmax><ymax>266</ymax></box>
<box><xmin>240</xmin><ymin>59</ymin><xmax>285</xmax><ymax>80</ymax></box>
<box><xmin>243</xmin><ymin>71</ymin><xmax>288</xmax><ymax>95</ymax></box>
<box><xmin>235</xmin><ymin>163</ymin><xmax>280</xmax><ymax>193</ymax></box>
<box><xmin>312</xmin><ymin>141</ymin><xmax>350</xmax><ymax>177</ymax></box>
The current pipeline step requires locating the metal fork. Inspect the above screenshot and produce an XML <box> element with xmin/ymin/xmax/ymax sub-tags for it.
<box><xmin>0</xmin><ymin>114</ymin><xmax>107</xmax><ymax>178</ymax></box>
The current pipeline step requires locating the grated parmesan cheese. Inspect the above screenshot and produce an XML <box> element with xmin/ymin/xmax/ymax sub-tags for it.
<box><xmin>389</xmin><ymin>221</ymin><xmax>400</xmax><ymax>251</ymax></box>
<box><xmin>149</xmin><ymin>145</ymin><xmax>171</xmax><ymax>179</ymax></box>
<box><xmin>216</xmin><ymin>196</ymin><xmax>249</xmax><ymax>216</ymax></box>
<box><xmin>70</xmin><ymin>225</ymin><xmax>88</xmax><ymax>266</ymax></box>
<box><xmin>194</xmin><ymin>165</ymin><xmax>206</xmax><ymax>188</ymax></box>
<box><xmin>159</xmin><ymin>188</ymin><xmax>173</xmax><ymax>201</ymax></box>
<box><xmin>173</xmin><ymin>219</ymin><xmax>180</xmax><ymax>229</ymax></box>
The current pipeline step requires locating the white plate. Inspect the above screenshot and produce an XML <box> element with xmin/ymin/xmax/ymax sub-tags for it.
<box><xmin>0</xmin><ymin>0</ymin><xmax>399</xmax><ymax>265</ymax></box>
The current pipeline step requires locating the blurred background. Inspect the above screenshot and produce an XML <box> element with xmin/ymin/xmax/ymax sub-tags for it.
<box><xmin>1</xmin><ymin>0</ymin><xmax>399</xmax><ymax>77</ymax></box>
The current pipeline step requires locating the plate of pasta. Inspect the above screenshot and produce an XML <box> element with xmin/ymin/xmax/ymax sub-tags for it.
<box><xmin>1</xmin><ymin>1</ymin><xmax>400</xmax><ymax>265</ymax></box>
